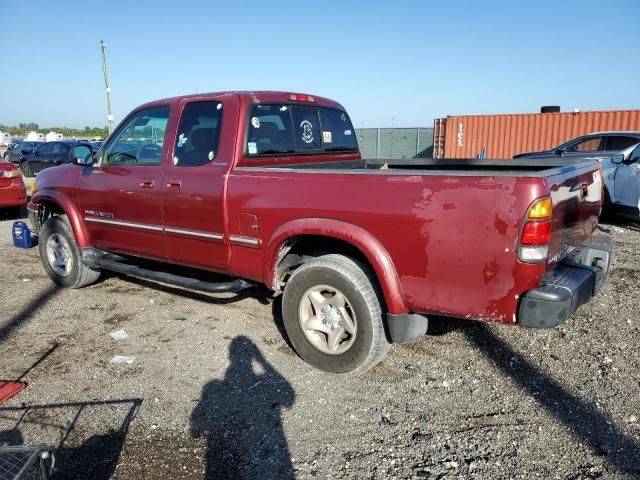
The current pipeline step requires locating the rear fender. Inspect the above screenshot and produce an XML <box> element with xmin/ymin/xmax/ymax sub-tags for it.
<box><xmin>265</xmin><ymin>218</ymin><xmax>408</xmax><ymax>314</ymax></box>
<box><xmin>31</xmin><ymin>189</ymin><xmax>91</xmax><ymax>247</ymax></box>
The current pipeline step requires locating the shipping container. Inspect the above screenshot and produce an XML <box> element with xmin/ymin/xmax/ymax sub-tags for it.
<box><xmin>434</xmin><ymin>109</ymin><xmax>640</xmax><ymax>159</ymax></box>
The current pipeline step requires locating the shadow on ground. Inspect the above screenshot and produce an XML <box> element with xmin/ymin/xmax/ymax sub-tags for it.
<box><xmin>0</xmin><ymin>399</ymin><xmax>142</xmax><ymax>480</ymax></box>
<box><xmin>191</xmin><ymin>336</ymin><xmax>295</xmax><ymax>479</ymax></box>
<box><xmin>427</xmin><ymin>316</ymin><xmax>640</xmax><ymax>476</ymax></box>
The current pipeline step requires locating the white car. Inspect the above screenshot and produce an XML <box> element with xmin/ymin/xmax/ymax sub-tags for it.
<box><xmin>602</xmin><ymin>142</ymin><xmax>640</xmax><ymax>220</ymax></box>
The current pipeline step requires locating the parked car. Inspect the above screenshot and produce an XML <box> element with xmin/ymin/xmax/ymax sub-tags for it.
<box><xmin>90</xmin><ymin>141</ymin><xmax>104</xmax><ymax>152</ymax></box>
<box><xmin>27</xmin><ymin>91</ymin><xmax>612</xmax><ymax>374</ymax></box>
<box><xmin>0</xmin><ymin>158</ymin><xmax>27</xmax><ymax>216</ymax></box>
<box><xmin>602</xmin><ymin>142</ymin><xmax>640</xmax><ymax>220</ymax></box>
<box><xmin>18</xmin><ymin>141</ymin><xmax>78</xmax><ymax>177</ymax></box>
<box><xmin>514</xmin><ymin>131</ymin><xmax>640</xmax><ymax>159</ymax></box>
<box><xmin>4</xmin><ymin>141</ymin><xmax>44</xmax><ymax>163</ymax></box>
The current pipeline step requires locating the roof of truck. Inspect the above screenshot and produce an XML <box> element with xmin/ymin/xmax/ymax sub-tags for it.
<box><xmin>136</xmin><ymin>91</ymin><xmax>345</xmax><ymax>111</ymax></box>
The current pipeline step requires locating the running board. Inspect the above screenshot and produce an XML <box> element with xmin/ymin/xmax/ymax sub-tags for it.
<box><xmin>81</xmin><ymin>249</ymin><xmax>254</xmax><ymax>293</ymax></box>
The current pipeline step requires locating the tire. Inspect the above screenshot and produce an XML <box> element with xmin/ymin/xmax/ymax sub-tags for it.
<box><xmin>282</xmin><ymin>254</ymin><xmax>391</xmax><ymax>375</ymax></box>
<box><xmin>20</xmin><ymin>160</ymin><xmax>33</xmax><ymax>177</ymax></box>
<box><xmin>38</xmin><ymin>215</ymin><xmax>101</xmax><ymax>288</ymax></box>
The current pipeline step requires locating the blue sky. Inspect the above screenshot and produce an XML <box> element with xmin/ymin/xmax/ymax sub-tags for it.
<box><xmin>1</xmin><ymin>0</ymin><xmax>639</xmax><ymax>128</ymax></box>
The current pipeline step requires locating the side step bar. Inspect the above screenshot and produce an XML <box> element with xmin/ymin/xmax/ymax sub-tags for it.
<box><xmin>81</xmin><ymin>249</ymin><xmax>254</xmax><ymax>293</ymax></box>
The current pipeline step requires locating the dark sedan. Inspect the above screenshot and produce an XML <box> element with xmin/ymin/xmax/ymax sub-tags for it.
<box><xmin>514</xmin><ymin>131</ymin><xmax>640</xmax><ymax>159</ymax></box>
<box><xmin>19</xmin><ymin>141</ymin><xmax>78</xmax><ymax>177</ymax></box>
<box><xmin>4</xmin><ymin>141</ymin><xmax>44</xmax><ymax>163</ymax></box>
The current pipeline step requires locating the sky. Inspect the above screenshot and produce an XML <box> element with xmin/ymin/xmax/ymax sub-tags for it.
<box><xmin>1</xmin><ymin>0</ymin><xmax>639</xmax><ymax>129</ymax></box>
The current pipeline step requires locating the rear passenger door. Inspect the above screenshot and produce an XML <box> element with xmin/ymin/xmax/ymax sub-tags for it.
<box><xmin>31</xmin><ymin>143</ymin><xmax>54</xmax><ymax>173</ymax></box>
<box><xmin>161</xmin><ymin>97</ymin><xmax>236</xmax><ymax>271</ymax></box>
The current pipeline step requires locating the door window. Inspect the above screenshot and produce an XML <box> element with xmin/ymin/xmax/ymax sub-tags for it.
<box><xmin>36</xmin><ymin>143</ymin><xmax>52</xmax><ymax>154</ymax></box>
<box><xmin>52</xmin><ymin>143</ymin><xmax>68</xmax><ymax>154</ymax></box>
<box><xmin>566</xmin><ymin>137</ymin><xmax>602</xmax><ymax>152</ymax></box>
<box><xmin>604</xmin><ymin>136</ymin><xmax>640</xmax><ymax>151</ymax></box>
<box><xmin>173</xmin><ymin>101</ymin><xmax>223</xmax><ymax>167</ymax></box>
<box><xmin>102</xmin><ymin>106</ymin><xmax>169</xmax><ymax>166</ymax></box>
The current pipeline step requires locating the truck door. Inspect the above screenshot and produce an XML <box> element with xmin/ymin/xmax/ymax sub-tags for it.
<box><xmin>614</xmin><ymin>144</ymin><xmax>640</xmax><ymax>214</ymax></box>
<box><xmin>79</xmin><ymin>106</ymin><xmax>170</xmax><ymax>260</ymax></box>
<box><xmin>160</xmin><ymin>97</ymin><xmax>234</xmax><ymax>270</ymax></box>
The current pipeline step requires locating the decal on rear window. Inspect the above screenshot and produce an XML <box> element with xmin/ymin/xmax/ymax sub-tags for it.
<box><xmin>301</xmin><ymin>120</ymin><xmax>314</xmax><ymax>144</ymax></box>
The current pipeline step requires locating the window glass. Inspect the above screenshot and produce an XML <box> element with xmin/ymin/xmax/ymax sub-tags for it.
<box><xmin>173</xmin><ymin>101</ymin><xmax>223</xmax><ymax>167</ymax></box>
<box><xmin>605</xmin><ymin>136</ymin><xmax>639</xmax><ymax>151</ymax></box>
<box><xmin>36</xmin><ymin>143</ymin><xmax>52</xmax><ymax>154</ymax></box>
<box><xmin>566</xmin><ymin>137</ymin><xmax>601</xmax><ymax>152</ymax></box>
<box><xmin>103</xmin><ymin>106</ymin><xmax>169</xmax><ymax>165</ymax></box>
<box><xmin>630</xmin><ymin>144</ymin><xmax>640</xmax><ymax>163</ymax></box>
<box><xmin>291</xmin><ymin>107</ymin><xmax>321</xmax><ymax>151</ymax></box>
<box><xmin>246</xmin><ymin>104</ymin><xmax>295</xmax><ymax>155</ymax></box>
<box><xmin>319</xmin><ymin>108</ymin><xmax>358</xmax><ymax>152</ymax></box>
<box><xmin>52</xmin><ymin>143</ymin><xmax>67</xmax><ymax>154</ymax></box>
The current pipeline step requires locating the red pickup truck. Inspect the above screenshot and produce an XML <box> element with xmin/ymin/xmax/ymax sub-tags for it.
<box><xmin>28</xmin><ymin>91</ymin><xmax>612</xmax><ymax>374</ymax></box>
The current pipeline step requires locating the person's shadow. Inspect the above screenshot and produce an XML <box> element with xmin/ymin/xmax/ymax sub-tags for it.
<box><xmin>191</xmin><ymin>336</ymin><xmax>295</xmax><ymax>479</ymax></box>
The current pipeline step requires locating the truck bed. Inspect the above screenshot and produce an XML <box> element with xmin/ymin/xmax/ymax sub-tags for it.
<box><xmin>230</xmin><ymin>156</ymin><xmax>601</xmax><ymax>322</ymax></box>
<box><xmin>242</xmin><ymin>157</ymin><xmax>598</xmax><ymax>176</ymax></box>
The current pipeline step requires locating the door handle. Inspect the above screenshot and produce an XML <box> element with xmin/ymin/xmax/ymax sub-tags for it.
<box><xmin>166</xmin><ymin>180</ymin><xmax>181</xmax><ymax>189</ymax></box>
<box><xmin>140</xmin><ymin>180</ymin><xmax>154</xmax><ymax>188</ymax></box>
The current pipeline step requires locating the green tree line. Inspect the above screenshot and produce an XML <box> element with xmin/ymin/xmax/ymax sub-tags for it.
<box><xmin>0</xmin><ymin>123</ymin><xmax>109</xmax><ymax>139</ymax></box>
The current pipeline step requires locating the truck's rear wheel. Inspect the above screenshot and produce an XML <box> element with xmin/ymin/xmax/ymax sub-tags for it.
<box><xmin>39</xmin><ymin>215</ymin><xmax>101</xmax><ymax>288</ymax></box>
<box><xmin>282</xmin><ymin>254</ymin><xmax>390</xmax><ymax>375</ymax></box>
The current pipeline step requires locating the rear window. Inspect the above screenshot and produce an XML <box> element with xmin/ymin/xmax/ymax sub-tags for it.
<box><xmin>246</xmin><ymin>104</ymin><xmax>357</xmax><ymax>156</ymax></box>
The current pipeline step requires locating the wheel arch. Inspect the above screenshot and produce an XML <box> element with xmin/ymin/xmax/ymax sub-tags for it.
<box><xmin>31</xmin><ymin>189</ymin><xmax>91</xmax><ymax>248</ymax></box>
<box><xmin>264</xmin><ymin>218</ymin><xmax>408</xmax><ymax>314</ymax></box>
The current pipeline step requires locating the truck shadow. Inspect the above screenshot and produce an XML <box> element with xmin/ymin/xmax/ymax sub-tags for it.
<box><xmin>0</xmin><ymin>398</ymin><xmax>142</xmax><ymax>480</ymax></box>
<box><xmin>191</xmin><ymin>336</ymin><xmax>295</xmax><ymax>479</ymax></box>
<box><xmin>0</xmin><ymin>284</ymin><xmax>60</xmax><ymax>345</ymax></box>
<box><xmin>427</xmin><ymin>317</ymin><xmax>640</xmax><ymax>476</ymax></box>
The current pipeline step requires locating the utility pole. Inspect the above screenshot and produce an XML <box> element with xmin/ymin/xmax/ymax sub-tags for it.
<box><xmin>98</xmin><ymin>40</ymin><xmax>113</xmax><ymax>134</ymax></box>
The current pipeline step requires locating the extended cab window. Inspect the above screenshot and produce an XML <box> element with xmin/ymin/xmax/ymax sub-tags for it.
<box><xmin>173</xmin><ymin>101</ymin><xmax>223</xmax><ymax>167</ymax></box>
<box><xmin>102</xmin><ymin>106</ymin><xmax>169</xmax><ymax>166</ymax></box>
<box><xmin>246</xmin><ymin>104</ymin><xmax>357</xmax><ymax>156</ymax></box>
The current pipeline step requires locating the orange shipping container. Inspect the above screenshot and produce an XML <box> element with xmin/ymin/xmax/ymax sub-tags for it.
<box><xmin>434</xmin><ymin>109</ymin><xmax>640</xmax><ymax>159</ymax></box>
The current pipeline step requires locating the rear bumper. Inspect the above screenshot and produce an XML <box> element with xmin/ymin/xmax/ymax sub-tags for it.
<box><xmin>518</xmin><ymin>232</ymin><xmax>613</xmax><ymax>328</ymax></box>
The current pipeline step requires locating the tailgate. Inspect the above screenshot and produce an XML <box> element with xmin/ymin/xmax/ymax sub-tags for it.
<box><xmin>546</xmin><ymin>160</ymin><xmax>602</xmax><ymax>268</ymax></box>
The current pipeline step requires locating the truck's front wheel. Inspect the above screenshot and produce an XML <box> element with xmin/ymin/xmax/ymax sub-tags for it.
<box><xmin>282</xmin><ymin>254</ymin><xmax>390</xmax><ymax>375</ymax></box>
<box><xmin>39</xmin><ymin>215</ymin><xmax>101</xmax><ymax>288</ymax></box>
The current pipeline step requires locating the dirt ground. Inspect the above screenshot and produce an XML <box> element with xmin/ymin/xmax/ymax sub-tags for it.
<box><xmin>0</xmin><ymin>208</ymin><xmax>639</xmax><ymax>480</ymax></box>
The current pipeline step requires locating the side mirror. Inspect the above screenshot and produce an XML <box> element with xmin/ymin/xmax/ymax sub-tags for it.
<box><xmin>610</xmin><ymin>153</ymin><xmax>624</xmax><ymax>164</ymax></box>
<box><xmin>555</xmin><ymin>148</ymin><xmax>565</xmax><ymax>156</ymax></box>
<box><xmin>70</xmin><ymin>144</ymin><xmax>94</xmax><ymax>166</ymax></box>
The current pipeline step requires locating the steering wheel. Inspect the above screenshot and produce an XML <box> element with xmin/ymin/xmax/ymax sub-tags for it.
<box><xmin>136</xmin><ymin>144</ymin><xmax>162</xmax><ymax>164</ymax></box>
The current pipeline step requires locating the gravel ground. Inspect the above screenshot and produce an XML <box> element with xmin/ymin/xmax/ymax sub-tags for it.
<box><xmin>0</xmin><ymin>209</ymin><xmax>639</xmax><ymax>479</ymax></box>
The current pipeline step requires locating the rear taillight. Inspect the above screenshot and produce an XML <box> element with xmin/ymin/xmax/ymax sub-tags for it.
<box><xmin>1</xmin><ymin>168</ymin><xmax>22</xmax><ymax>179</ymax></box>
<box><xmin>518</xmin><ymin>197</ymin><xmax>552</xmax><ymax>262</ymax></box>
